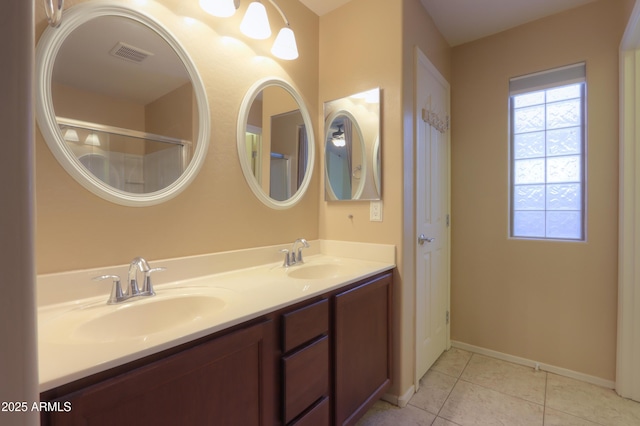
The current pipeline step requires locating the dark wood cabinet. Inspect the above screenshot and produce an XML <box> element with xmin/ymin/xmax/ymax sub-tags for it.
<box><xmin>281</xmin><ymin>298</ymin><xmax>330</xmax><ymax>425</ymax></box>
<box><xmin>334</xmin><ymin>273</ymin><xmax>392</xmax><ymax>426</ymax></box>
<box><xmin>42</xmin><ymin>320</ymin><xmax>274</xmax><ymax>426</ymax></box>
<box><xmin>41</xmin><ymin>271</ymin><xmax>392</xmax><ymax>426</ymax></box>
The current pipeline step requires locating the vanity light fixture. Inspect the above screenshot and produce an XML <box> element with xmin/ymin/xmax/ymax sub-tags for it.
<box><xmin>201</xmin><ymin>0</ymin><xmax>298</xmax><ymax>60</ymax></box>
<box><xmin>62</xmin><ymin>128</ymin><xmax>79</xmax><ymax>143</ymax></box>
<box><xmin>84</xmin><ymin>133</ymin><xmax>101</xmax><ymax>147</ymax></box>
<box><xmin>271</xmin><ymin>25</ymin><xmax>298</xmax><ymax>60</ymax></box>
<box><xmin>240</xmin><ymin>2</ymin><xmax>271</xmax><ymax>39</ymax></box>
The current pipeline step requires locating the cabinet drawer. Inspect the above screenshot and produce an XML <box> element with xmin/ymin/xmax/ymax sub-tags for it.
<box><xmin>283</xmin><ymin>336</ymin><xmax>329</xmax><ymax>423</ymax></box>
<box><xmin>290</xmin><ymin>397</ymin><xmax>330</xmax><ymax>426</ymax></box>
<box><xmin>282</xmin><ymin>298</ymin><xmax>329</xmax><ymax>352</ymax></box>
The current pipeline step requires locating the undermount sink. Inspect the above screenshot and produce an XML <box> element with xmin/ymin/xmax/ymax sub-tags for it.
<box><xmin>40</xmin><ymin>288</ymin><xmax>237</xmax><ymax>344</ymax></box>
<box><xmin>287</xmin><ymin>263</ymin><xmax>353</xmax><ymax>280</ymax></box>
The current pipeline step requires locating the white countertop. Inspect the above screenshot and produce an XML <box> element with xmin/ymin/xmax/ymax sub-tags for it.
<box><xmin>37</xmin><ymin>241</ymin><xmax>395</xmax><ymax>392</ymax></box>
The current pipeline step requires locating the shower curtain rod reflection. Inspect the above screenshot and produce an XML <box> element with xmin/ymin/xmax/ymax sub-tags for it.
<box><xmin>56</xmin><ymin>117</ymin><xmax>191</xmax><ymax>147</ymax></box>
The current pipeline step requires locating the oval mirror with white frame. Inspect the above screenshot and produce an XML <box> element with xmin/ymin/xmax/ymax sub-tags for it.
<box><xmin>36</xmin><ymin>2</ymin><xmax>210</xmax><ymax>206</ymax></box>
<box><xmin>237</xmin><ymin>78</ymin><xmax>315</xmax><ymax>209</ymax></box>
<box><xmin>323</xmin><ymin>88</ymin><xmax>381</xmax><ymax>201</ymax></box>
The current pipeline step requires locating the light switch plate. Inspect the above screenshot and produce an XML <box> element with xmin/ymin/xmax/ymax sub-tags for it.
<box><xmin>370</xmin><ymin>200</ymin><xmax>383</xmax><ymax>221</ymax></box>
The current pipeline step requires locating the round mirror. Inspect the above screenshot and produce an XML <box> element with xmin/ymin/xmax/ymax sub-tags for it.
<box><xmin>322</xmin><ymin>88</ymin><xmax>382</xmax><ymax>201</ymax></box>
<box><xmin>237</xmin><ymin>78</ymin><xmax>315</xmax><ymax>209</ymax></box>
<box><xmin>36</xmin><ymin>3</ymin><xmax>210</xmax><ymax>206</ymax></box>
<box><xmin>324</xmin><ymin>111</ymin><xmax>366</xmax><ymax>200</ymax></box>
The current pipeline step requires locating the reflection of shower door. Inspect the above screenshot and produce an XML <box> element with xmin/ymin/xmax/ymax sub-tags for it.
<box><xmin>270</xmin><ymin>153</ymin><xmax>291</xmax><ymax>201</ymax></box>
<box><xmin>327</xmin><ymin>151</ymin><xmax>351</xmax><ymax>200</ymax></box>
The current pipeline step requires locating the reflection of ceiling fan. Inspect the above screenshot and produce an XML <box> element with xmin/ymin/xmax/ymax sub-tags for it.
<box><xmin>332</xmin><ymin>124</ymin><xmax>345</xmax><ymax>147</ymax></box>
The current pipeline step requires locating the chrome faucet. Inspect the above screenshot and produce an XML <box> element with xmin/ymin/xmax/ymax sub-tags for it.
<box><xmin>291</xmin><ymin>238</ymin><xmax>310</xmax><ymax>264</ymax></box>
<box><xmin>280</xmin><ymin>238</ymin><xmax>310</xmax><ymax>267</ymax></box>
<box><xmin>93</xmin><ymin>257</ymin><xmax>165</xmax><ymax>304</ymax></box>
<box><xmin>128</xmin><ymin>257</ymin><xmax>150</xmax><ymax>296</ymax></box>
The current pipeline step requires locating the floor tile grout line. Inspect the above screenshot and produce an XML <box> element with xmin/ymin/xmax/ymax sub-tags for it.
<box><xmin>455</xmin><ymin>376</ymin><xmax>546</xmax><ymax>408</ymax></box>
<box><xmin>451</xmin><ymin>352</ymin><xmax>613</xmax><ymax>426</ymax></box>
<box><xmin>432</xmin><ymin>373</ymin><xmax>459</xmax><ymax>424</ymax></box>
<box><xmin>360</xmin><ymin>352</ymin><xmax>640</xmax><ymax>426</ymax></box>
<box><xmin>431</xmin><ymin>351</ymin><xmax>474</xmax><ymax>424</ymax></box>
<box><xmin>543</xmin><ymin>375</ymin><xmax>610</xmax><ymax>426</ymax></box>
<box><xmin>455</xmin><ymin>353</ymin><xmax>548</xmax><ymax>408</ymax></box>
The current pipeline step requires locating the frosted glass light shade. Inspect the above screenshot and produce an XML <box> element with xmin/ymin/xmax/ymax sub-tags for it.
<box><xmin>84</xmin><ymin>133</ymin><xmax>101</xmax><ymax>146</ymax></box>
<box><xmin>199</xmin><ymin>0</ymin><xmax>238</xmax><ymax>17</ymax></box>
<box><xmin>271</xmin><ymin>27</ymin><xmax>298</xmax><ymax>60</ymax></box>
<box><xmin>240</xmin><ymin>2</ymin><xmax>271</xmax><ymax>40</ymax></box>
<box><xmin>63</xmin><ymin>128</ymin><xmax>79</xmax><ymax>142</ymax></box>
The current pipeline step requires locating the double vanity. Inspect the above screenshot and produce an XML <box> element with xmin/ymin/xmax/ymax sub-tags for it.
<box><xmin>38</xmin><ymin>240</ymin><xmax>395</xmax><ymax>425</ymax></box>
<box><xmin>35</xmin><ymin>2</ymin><xmax>392</xmax><ymax>424</ymax></box>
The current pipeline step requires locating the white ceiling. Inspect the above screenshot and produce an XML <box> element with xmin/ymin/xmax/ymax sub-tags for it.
<box><xmin>298</xmin><ymin>0</ymin><xmax>353</xmax><ymax>17</ymax></box>
<box><xmin>301</xmin><ymin>0</ymin><xmax>598</xmax><ymax>46</ymax></box>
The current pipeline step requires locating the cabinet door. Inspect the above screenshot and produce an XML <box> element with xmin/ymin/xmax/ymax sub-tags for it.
<box><xmin>334</xmin><ymin>273</ymin><xmax>392</xmax><ymax>426</ymax></box>
<box><xmin>44</xmin><ymin>320</ymin><xmax>274</xmax><ymax>426</ymax></box>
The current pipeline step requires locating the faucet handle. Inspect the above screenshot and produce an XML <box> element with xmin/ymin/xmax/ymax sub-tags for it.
<box><xmin>93</xmin><ymin>274</ymin><xmax>125</xmax><ymax>305</ymax></box>
<box><xmin>142</xmin><ymin>267</ymin><xmax>166</xmax><ymax>296</ymax></box>
<box><xmin>279</xmin><ymin>249</ymin><xmax>292</xmax><ymax>267</ymax></box>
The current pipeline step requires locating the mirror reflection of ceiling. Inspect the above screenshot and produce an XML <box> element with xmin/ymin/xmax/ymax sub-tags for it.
<box><xmin>300</xmin><ymin>0</ymin><xmax>597</xmax><ymax>46</ymax></box>
<box><xmin>53</xmin><ymin>16</ymin><xmax>190</xmax><ymax>105</ymax></box>
<box><xmin>36</xmin><ymin>2</ymin><xmax>211</xmax><ymax>206</ymax></box>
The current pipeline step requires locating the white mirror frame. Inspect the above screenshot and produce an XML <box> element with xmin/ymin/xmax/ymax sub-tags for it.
<box><xmin>324</xmin><ymin>109</ymin><xmax>367</xmax><ymax>201</ymax></box>
<box><xmin>237</xmin><ymin>77</ymin><xmax>315</xmax><ymax>209</ymax></box>
<box><xmin>35</xmin><ymin>2</ymin><xmax>211</xmax><ymax>206</ymax></box>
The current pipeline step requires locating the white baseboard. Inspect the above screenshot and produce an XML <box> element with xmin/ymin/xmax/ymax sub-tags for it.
<box><xmin>381</xmin><ymin>385</ymin><xmax>415</xmax><ymax>408</ymax></box>
<box><xmin>451</xmin><ymin>340</ymin><xmax>615</xmax><ymax>389</ymax></box>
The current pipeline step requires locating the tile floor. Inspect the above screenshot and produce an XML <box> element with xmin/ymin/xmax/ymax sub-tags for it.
<box><xmin>357</xmin><ymin>348</ymin><xmax>640</xmax><ymax>426</ymax></box>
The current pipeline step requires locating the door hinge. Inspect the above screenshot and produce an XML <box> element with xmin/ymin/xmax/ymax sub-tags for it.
<box><xmin>446</xmin><ymin>311</ymin><xmax>450</xmax><ymax>325</ymax></box>
<box><xmin>446</xmin><ymin>214</ymin><xmax>450</xmax><ymax>227</ymax></box>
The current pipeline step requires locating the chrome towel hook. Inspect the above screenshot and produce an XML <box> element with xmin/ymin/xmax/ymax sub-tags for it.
<box><xmin>44</xmin><ymin>0</ymin><xmax>64</xmax><ymax>28</ymax></box>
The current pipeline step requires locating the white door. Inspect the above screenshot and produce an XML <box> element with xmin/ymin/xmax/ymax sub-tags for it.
<box><xmin>415</xmin><ymin>48</ymin><xmax>450</xmax><ymax>382</ymax></box>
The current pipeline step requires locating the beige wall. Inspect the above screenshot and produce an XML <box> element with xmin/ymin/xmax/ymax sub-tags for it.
<box><xmin>403</xmin><ymin>0</ymin><xmax>451</xmax><ymax>81</ymax></box>
<box><xmin>450</xmin><ymin>0</ymin><xmax>626</xmax><ymax>381</ymax></box>
<box><xmin>145</xmin><ymin>82</ymin><xmax>194</xmax><ymax>148</ymax></box>
<box><xmin>319</xmin><ymin>0</ymin><xmax>405</xmax><ymax>396</ymax></box>
<box><xmin>35</xmin><ymin>0</ymin><xmax>319</xmax><ymax>273</ymax></box>
<box><xmin>319</xmin><ymin>0</ymin><xmax>451</xmax><ymax>398</ymax></box>
<box><xmin>52</xmin><ymin>82</ymin><xmax>146</xmax><ymax>131</ymax></box>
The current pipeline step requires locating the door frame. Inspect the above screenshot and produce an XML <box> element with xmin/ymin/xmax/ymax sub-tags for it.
<box><xmin>617</xmin><ymin>0</ymin><xmax>640</xmax><ymax>402</ymax></box>
<box><xmin>412</xmin><ymin>47</ymin><xmax>451</xmax><ymax>389</ymax></box>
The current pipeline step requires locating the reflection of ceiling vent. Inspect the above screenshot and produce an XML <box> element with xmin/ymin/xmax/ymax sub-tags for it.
<box><xmin>109</xmin><ymin>42</ymin><xmax>154</xmax><ymax>63</ymax></box>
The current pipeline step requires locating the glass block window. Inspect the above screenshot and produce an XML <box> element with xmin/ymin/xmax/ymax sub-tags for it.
<box><xmin>509</xmin><ymin>63</ymin><xmax>585</xmax><ymax>240</ymax></box>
